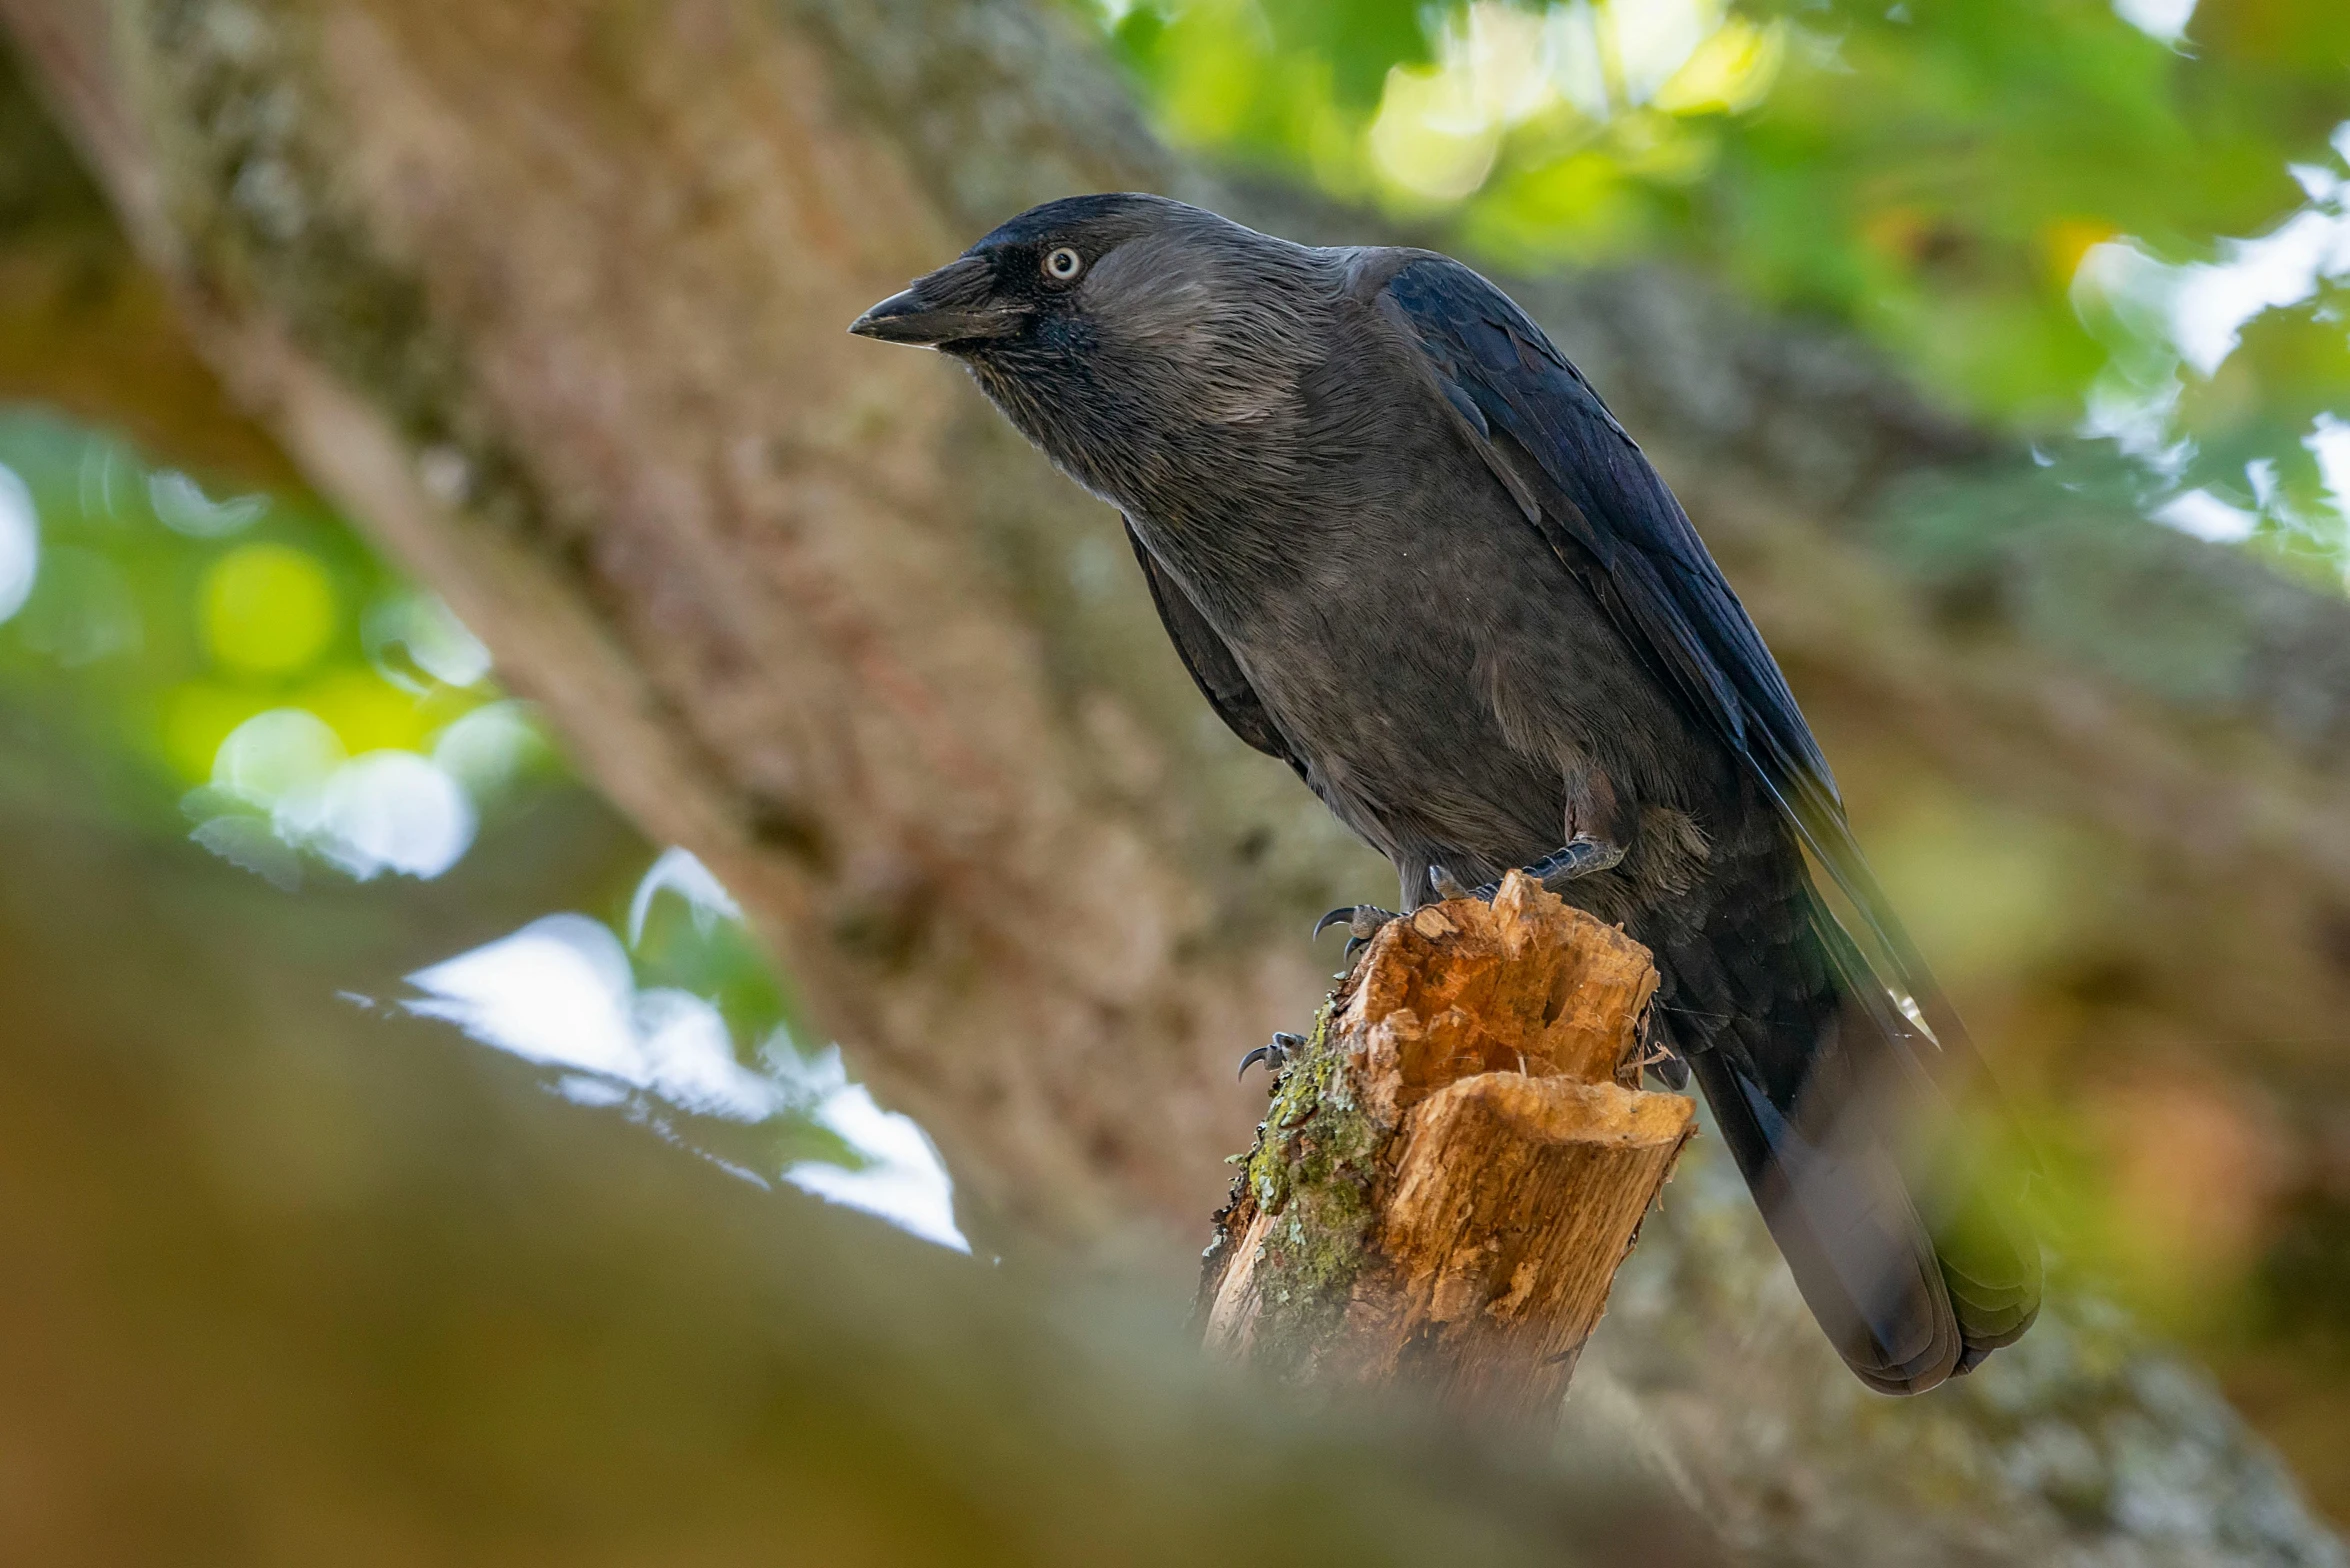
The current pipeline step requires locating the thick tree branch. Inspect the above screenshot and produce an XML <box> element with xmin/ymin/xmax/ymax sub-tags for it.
<box><xmin>9</xmin><ymin>0</ymin><xmax>1366</xmax><ymax>1251</ymax></box>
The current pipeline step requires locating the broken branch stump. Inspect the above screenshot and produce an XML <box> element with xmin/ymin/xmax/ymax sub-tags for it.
<box><xmin>1199</xmin><ymin>871</ymin><xmax>1695</xmax><ymax>1428</ymax></box>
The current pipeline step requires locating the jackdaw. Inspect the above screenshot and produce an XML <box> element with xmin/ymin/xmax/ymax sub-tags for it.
<box><xmin>851</xmin><ymin>193</ymin><xmax>2039</xmax><ymax>1395</ymax></box>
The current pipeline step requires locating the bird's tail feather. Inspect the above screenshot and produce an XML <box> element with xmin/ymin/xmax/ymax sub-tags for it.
<box><xmin>1806</xmin><ymin>899</ymin><xmax>2043</xmax><ymax>1372</ymax></box>
<box><xmin>1669</xmin><ymin>887</ymin><xmax>2040</xmax><ymax>1395</ymax></box>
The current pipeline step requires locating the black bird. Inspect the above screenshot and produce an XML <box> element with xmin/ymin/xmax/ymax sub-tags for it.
<box><xmin>851</xmin><ymin>194</ymin><xmax>2038</xmax><ymax>1394</ymax></box>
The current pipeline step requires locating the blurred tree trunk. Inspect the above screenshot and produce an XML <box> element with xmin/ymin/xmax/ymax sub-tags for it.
<box><xmin>7</xmin><ymin>0</ymin><xmax>2350</xmax><ymax>1560</ymax></box>
<box><xmin>5</xmin><ymin>0</ymin><xmax>1338</xmax><ymax>1252</ymax></box>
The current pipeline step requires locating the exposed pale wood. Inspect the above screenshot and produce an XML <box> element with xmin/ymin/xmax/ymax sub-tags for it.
<box><xmin>1201</xmin><ymin>873</ymin><xmax>1694</xmax><ymax>1426</ymax></box>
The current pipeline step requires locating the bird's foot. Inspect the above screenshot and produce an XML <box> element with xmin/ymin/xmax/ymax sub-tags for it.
<box><xmin>1237</xmin><ymin>1031</ymin><xmax>1306</xmax><ymax>1083</ymax></box>
<box><xmin>1430</xmin><ymin>835</ymin><xmax>1626</xmax><ymax>904</ymax></box>
<box><xmin>1312</xmin><ymin>903</ymin><xmax>1399</xmax><ymax>960</ymax></box>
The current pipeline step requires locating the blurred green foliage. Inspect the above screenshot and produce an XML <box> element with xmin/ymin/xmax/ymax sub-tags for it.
<box><xmin>0</xmin><ymin>407</ymin><xmax>861</xmax><ymax>1199</ymax></box>
<box><xmin>0</xmin><ymin>410</ymin><xmax>478</xmax><ymax>786</ymax></box>
<box><xmin>1103</xmin><ymin>0</ymin><xmax>2350</xmax><ymax>566</ymax></box>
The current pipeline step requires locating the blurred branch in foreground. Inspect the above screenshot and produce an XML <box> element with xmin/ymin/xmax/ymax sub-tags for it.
<box><xmin>0</xmin><ymin>712</ymin><xmax>1720</xmax><ymax>1567</ymax></box>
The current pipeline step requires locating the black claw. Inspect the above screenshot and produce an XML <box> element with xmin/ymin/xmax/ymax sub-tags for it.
<box><xmin>1238</xmin><ymin>1031</ymin><xmax>1307</xmax><ymax>1082</ymax></box>
<box><xmin>1313</xmin><ymin>904</ymin><xmax>1399</xmax><ymax>945</ymax></box>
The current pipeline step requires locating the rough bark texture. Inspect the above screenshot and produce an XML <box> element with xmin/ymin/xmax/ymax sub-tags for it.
<box><xmin>1201</xmin><ymin>875</ymin><xmax>1693</xmax><ymax>1427</ymax></box>
<box><xmin>6</xmin><ymin>0</ymin><xmax>2350</xmax><ymax>1561</ymax></box>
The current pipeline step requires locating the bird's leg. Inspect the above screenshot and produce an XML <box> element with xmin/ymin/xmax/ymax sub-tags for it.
<box><xmin>1427</xmin><ymin>864</ymin><xmax>1476</xmax><ymax>900</ymax></box>
<box><xmin>1520</xmin><ymin>834</ymin><xmax>1627</xmax><ymax>889</ymax></box>
<box><xmin>1237</xmin><ymin>1031</ymin><xmax>1307</xmax><ymax>1083</ymax></box>
<box><xmin>1312</xmin><ymin>903</ymin><xmax>1399</xmax><ymax>960</ymax></box>
<box><xmin>1429</xmin><ymin>834</ymin><xmax>1626</xmax><ymax>903</ymax></box>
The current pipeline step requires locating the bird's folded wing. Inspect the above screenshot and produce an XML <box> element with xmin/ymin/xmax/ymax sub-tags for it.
<box><xmin>1373</xmin><ymin>255</ymin><xmax>1980</xmax><ymax>1095</ymax></box>
<box><xmin>1123</xmin><ymin>519</ymin><xmax>1308</xmax><ymax>778</ymax></box>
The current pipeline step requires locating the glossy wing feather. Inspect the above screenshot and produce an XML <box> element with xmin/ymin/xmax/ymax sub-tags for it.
<box><xmin>1378</xmin><ymin>256</ymin><xmax>1975</xmax><ymax>1086</ymax></box>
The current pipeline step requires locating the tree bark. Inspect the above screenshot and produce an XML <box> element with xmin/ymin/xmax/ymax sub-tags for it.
<box><xmin>1201</xmin><ymin>875</ymin><xmax>1692</xmax><ymax>1429</ymax></box>
<box><xmin>7</xmin><ymin>1</ymin><xmax>2349</xmax><ymax>1559</ymax></box>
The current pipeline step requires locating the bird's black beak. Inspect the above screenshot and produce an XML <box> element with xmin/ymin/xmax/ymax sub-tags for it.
<box><xmin>849</xmin><ymin>254</ymin><xmax>1028</xmax><ymax>349</ymax></box>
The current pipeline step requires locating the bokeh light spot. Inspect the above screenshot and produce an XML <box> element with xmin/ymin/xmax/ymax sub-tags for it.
<box><xmin>150</xmin><ymin>470</ymin><xmax>267</xmax><ymax>538</ymax></box>
<box><xmin>0</xmin><ymin>460</ymin><xmax>38</xmax><ymax>625</ymax></box>
<box><xmin>201</xmin><ymin>543</ymin><xmax>336</xmax><ymax>676</ymax></box>
<box><xmin>161</xmin><ymin>682</ymin><xmax>273</xmax><ymax>783</ymax></box>
<box><xmin>1649</xmin><ymin>16</ymin><xmax>1781</xmax><ymax>115</ymax></box>
<box><xmin>2042</xmin><ymin>217</ymin><xmax>2122</xmax><ymax>291</ymax></box>
<box><xmin>298</xmin><ymin>667</ymin><xmax>433</xmax><ymax>756</ymax></box>
<box><xmin>212</xmin><ymin>707</ymin><xmax>347</xmax><ymax>806</ymax></box>
<box><xmin>313</xmin><ymin>750</ymin><xmax>476</xmax><ymax>880</ymax></box>
<box><xmin>363</xmin><ymin>593</ymin><xmax>492</xmax><ymax>691</ymax></box>
<box><xmin>432</xmin><ymin>699</ymin><xmax>548</xmax><ymax>804</ymax></box>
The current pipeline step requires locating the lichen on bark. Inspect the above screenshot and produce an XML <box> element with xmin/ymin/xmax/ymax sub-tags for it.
<box><xmin>119</xmin><ymin>0</ymin><xmax>538</xmax><ymax>533</ymax></box>
<box><xmin>1210</xmin><ymin>995</ymin><xmax>1387</xmax><ymax>1377</ymax></box>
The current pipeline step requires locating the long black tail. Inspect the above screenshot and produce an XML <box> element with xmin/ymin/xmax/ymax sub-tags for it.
<box><xmin>1647</xmin><ymin>846</ymin><xmax>2040</xmax><ymax>1395</ymax></box>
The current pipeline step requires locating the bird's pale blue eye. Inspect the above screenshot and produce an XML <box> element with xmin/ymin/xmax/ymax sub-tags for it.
<box><xmin>1043</xmin><ymin>247</ymin><xmax>1083</xmax><ymax>282</ymax></box>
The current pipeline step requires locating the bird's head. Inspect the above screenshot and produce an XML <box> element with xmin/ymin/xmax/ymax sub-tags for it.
<box><xmin>849</xmin><ymin>194</ymin><xmax>1325</xmax><ymax>509</ymax></box>
<box><xmin>849</xmin><ymin>192</ymin><xmax>1216</xmax><ymax>354</ymax></box>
